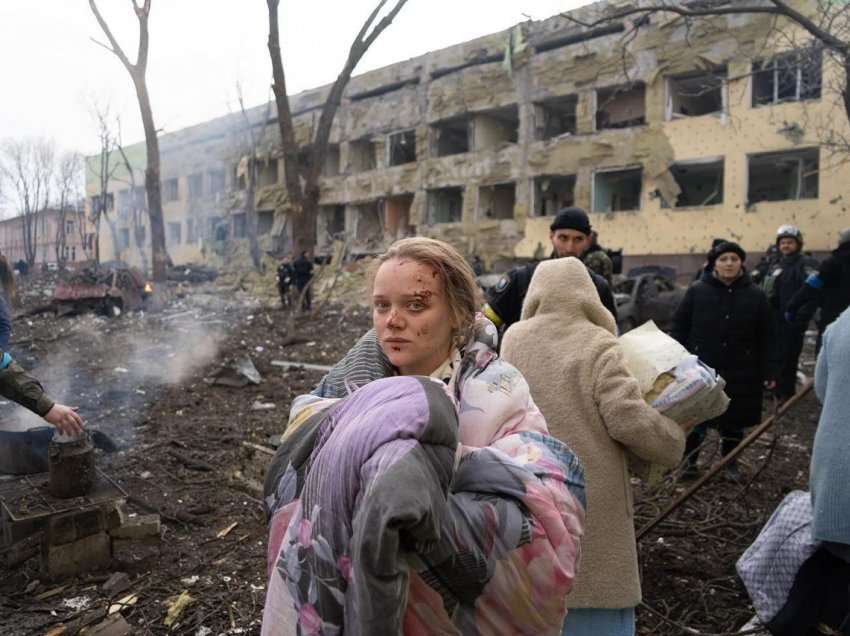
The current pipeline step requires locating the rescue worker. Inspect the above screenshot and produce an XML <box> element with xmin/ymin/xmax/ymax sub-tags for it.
<box><xmin>584</xmin><ymin>230</ymin><xmax>614</xmax><ymax>286</ymax></box>
<box><xmin>483</xmin><ymin>207</ymin><xmax>617</xmax><ymax>331</ymax></box>
<box><xmin>0</xmin><ymin>351</ymin><xmax>85</xmax><ymax>474</ymax></box>
<box><xmin>788</xmin><ymin>227</ymin><xmax>850</xmax><ymax>352</ymax></box>
<box><xmin>276</xmin><ymin>256</ymin><xmax>294</xmax><ymax>309</ymax></box>
<box><xmin>763</xmin><ymin>225</ymin><xmax>819</xmax><ymax>401</ymax></box>
<box><xmin>292</xmin><ymin>251</ymin><xmax>314</xmax><ymax>311</ymax></box>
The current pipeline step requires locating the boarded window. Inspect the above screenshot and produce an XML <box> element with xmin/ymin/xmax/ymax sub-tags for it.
<box><xmin>427</xmin><ymin>187</ymin><xmax>464</xmax><ymax>224</ymax></box>
<box><xmin>753</xmin><ymin>49</ymin><xmax>822</xmax><ymax>106</ymax></box>
<box><xmin>478</xmin><ymin>183</ymin><xmax>516</xmax><ymax>220</ymax></box>
<box><xmin>667</xmin><ymin>69</ymin><xmax>726</xmax><ymax>118</ymax></box>
<box><xmin>258</xmin><ymin>210</ymin><xmax>274</xmax><ymax>235</ymax></box>
<box><xmin>533</xmin><ymin>175</ymin><xmax>576</xmax><ymax>216</ymax></box>
<box><xmin>431</xmin><ymin>117</ymin><xmax>470</xmax><ymax>156</ymax></box>
<box><xmin>748</xmin><ymin>148</ymin><xmax>819</xmax><ymax>203</ymax></box>
<box><xmin>472</xmin><ymin>105</ymin><xmax>519</xmax><ymax>151</ymax></box>
<box><xmin>388</xmin><ymin>130</ymin><xmax>417</xmax><ymax>166</ymax></box>
<box><xmin>596</xmin><ymin>84</ymin><xmax>646</xmax><ymax>130</ymax></box>
<box><xmin>349</xmin><ymin>139</ymin><xmax>377</xmax><ymax>172</ymax></box>
<box><xmin>163</xmin><ymin>178</ymin><xmax>179</xmax><ymax>202</ymax></box>
<box><xmin>188</xmin><ymin>173</ymin><xmax>203</xmax><ymax>199</ymax></box>
<box><xmin>593</xmin><ymin>167</ymin><xmax>642</xmax><ymax>212</ymax></box>
<box><xmin>665</xmin><ymin>160</ymin><xmax>724</xmax><ymax>207</ymax></box>
<box><xmin>535</xmin><ymin>95</ymin><xmax>578</xmax><ymax>140</ymax></box>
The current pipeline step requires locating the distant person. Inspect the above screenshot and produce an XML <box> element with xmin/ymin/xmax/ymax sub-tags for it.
<box><xmin>275</xmin><ymin>256</ymin><xmax>293</xmax><ymax>309</ymax></box>
<box><xmin>484</xmin><ymin>207</ymin><xmax>617</xmax><ymax>331</ymax></box>
<box><xmin>671</xmin><ymin>241</ymin><xmax>780</xmax><ymax>480</ymax></box>
<box><xmin>472</xmin><ymin>254</ymin><xmax>484</xmax><ymax>276</ymax></box>
<box><xmin>787</xmin><ymin>227</ymin><xmax>850</xmax><ymax>353</ymax></box>
<box><xmin>763</xmin><ymin>225</ymin><xmax>819</xmax><ymax>401</ymax></box>
<box><xmin>750</xmin><ymin>244</ymin><xmax>779</xmax><ymax>285</ymax></box>
<box><xmin>583</xmin><ymin>230</ymin><xmax>614</xmax><ymax>286</ymax></box>
<box><xmin>14</xmin><ymin>259</ymin><xmax>28</xmax><ymax>276</ymax></box>
<box><xmin>292</xmin><ymin>251</ymin><xmax>314</xmax><ymax>311</ymax></box>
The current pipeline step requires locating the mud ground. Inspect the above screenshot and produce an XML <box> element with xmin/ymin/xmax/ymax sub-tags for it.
<box><xmin>0</xmin><ymin>273</ymin><xmax>821</xmax><ymax>636</ymax></box>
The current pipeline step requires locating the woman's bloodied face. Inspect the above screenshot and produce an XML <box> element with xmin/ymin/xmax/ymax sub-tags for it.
<box><xmin>372</xmin><ymin>257</ymin><xmax>456</xmax><ymax>376</ymax></box>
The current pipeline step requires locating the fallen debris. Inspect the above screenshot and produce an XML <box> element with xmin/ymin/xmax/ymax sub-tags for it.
<box><xmin>101</xmin><ymin>572</ymin><xmax>131</xmax><ymax>597</ymax></box>
<box><xmin>216</xmin><ymin>521</ymin><xmax>239</xmax><ymax>539</ymax></box>
<box><xmin>163</xmin><ymin>590</ymin><xmax>194</xmax><ymax>627</ymax></box>
<box><xmin>211</xmin><ymin>356</ymin><xmax>263</xmax><ymax>387</ymax></box>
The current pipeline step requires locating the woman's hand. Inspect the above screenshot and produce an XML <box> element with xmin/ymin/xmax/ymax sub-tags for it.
<box><xmin>44</xmin><ymin>404</ymin><xmax>84</xmax><ymax>436</ymax></box>
<box><xmin>763</xmin><ymin>380</ymin><xmax>776</xmax><ymax>391</ymax></box>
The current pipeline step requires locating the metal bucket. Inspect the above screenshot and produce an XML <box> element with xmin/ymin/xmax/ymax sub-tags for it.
<box><xmin>48</xmin><ymin>432</ymin><xmax>95</xmax><ymax>499</ymax></box>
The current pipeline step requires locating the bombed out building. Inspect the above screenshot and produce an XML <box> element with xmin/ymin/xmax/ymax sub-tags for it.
<box><xmin>89</xmin><ymin>0</ymin><xmax>848</xmax><ymax>276</ymax></box>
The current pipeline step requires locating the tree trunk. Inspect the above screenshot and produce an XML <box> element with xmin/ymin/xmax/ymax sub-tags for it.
<box><xmin>245</xmin><ymin>157</ymin><xmax>261</xmax><ymax>269</ymax></box>
<box><xmin>134</xmin><ymin>77</ymin><xmax>167</xmax><ymax>281</ymax></box>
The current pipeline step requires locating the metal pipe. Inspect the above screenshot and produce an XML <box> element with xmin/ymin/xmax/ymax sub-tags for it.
<box><xmin>636</xmin><ymin>379</ymin><xmax>814</xmax><ymax>541</ymax></box>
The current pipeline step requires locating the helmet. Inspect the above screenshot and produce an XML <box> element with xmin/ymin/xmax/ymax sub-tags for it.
<box><xmin>776</xmin><ymin>225</ymin><xmax>803</xmax><ymax>247</ymax></box>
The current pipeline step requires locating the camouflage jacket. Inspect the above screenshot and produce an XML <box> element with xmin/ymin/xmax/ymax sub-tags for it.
<box><xmin>0</xmin><ymin>359</ymin><xmax>54</xmax><ymax>417</ymax></box>
<box><xmin>584</xmin><ymin>248</ymin><xmax>614</xmax><ymax>286</ymax></box>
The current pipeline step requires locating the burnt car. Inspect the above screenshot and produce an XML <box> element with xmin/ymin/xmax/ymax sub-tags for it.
<box><xmin>53</xmin><ymin>264</ymin><xmax>148</xmax><ymax>316</ymax></box>
<box><xmin>614</xmin><ymin>266</ymin><xmax>685</xmax><ymax>333</ymax></box>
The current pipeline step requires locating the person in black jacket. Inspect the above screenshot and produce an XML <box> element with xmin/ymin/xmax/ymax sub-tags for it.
<box><xmin>671</xmin><ymin>241</ymin><xmax>780</xmax><ymax>480</ymax></box>
<box><xmin>483</xmin><ymin>207</ymin><xmax>617</xmax><ymax>331</ymax></box>
<box><xmin>763</xmin><ymin>225</ymin><xmax>818</xmax><ymax>400</ymax></box>
<box><xmin>787</xmin><ymin>228</ymin><xmax>850</xmax><ymax>353</ymax></box>
<box><xmin>292</xmin><ymin>251</ymin><xmax>314</xmax><ymax>311</ymax></box>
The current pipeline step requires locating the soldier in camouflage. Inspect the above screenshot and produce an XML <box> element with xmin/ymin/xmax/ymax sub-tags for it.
<box><xmin>583</xmin><ymin>230</ymin><xmax>614</xmax><ymax>286</ymax></box>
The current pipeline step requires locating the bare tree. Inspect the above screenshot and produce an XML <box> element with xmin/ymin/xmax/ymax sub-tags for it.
<box><xmin>86</xmin><ymin>104</ymin><xmax>123</xmax><ymax>265</ymax></box>
<box><xmin>266</xmin><ymin>0</ymin><xmax>408</xmax><ymax>256</ymax></box>
<box><xmin>55</xmin><ymin>151</ymin><xmax>83</xmax><ymax>268</ymax></box>
<box><xmin>89</xmin><ymin>0</ymin><xmax>167</xmax><ymax>281</ymax></box>
<box><xmin>563</xmin><ymin>0</ymin><xmax>850</xmax><ymax>148</ymax></box>
<box><xmin>0</xmin><ymin>138</ymin><xmax>55</xmax><ymax>267</ymax></box>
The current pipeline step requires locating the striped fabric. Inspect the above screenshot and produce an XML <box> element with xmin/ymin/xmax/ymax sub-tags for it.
<box><xmin>312</xmin><ymin>329</ymin><xmax>396</xmax><ymax>398</ymax></box>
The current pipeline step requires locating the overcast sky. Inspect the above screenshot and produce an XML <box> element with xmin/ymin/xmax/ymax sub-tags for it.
<box><xmin>0</xmin><ymin>1</ymin><xmax>589</xmax><ymax>158</ymax></box>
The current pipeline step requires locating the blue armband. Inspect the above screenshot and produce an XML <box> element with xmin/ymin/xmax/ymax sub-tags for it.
<box><xmin>0</xmin><ymin>352</ymin><xmax>11</xmax><ymax>369</ymax></box>
<box><xmin>805</xmin><ymin>274</ymin><xmax>824</xmax><ymax>289</ymax></box>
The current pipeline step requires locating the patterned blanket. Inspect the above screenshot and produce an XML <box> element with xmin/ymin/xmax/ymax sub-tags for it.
<box><xmin>262</xmin><ymin>321</ymin><xmax>585</xmax><ymax>635</ymax></box>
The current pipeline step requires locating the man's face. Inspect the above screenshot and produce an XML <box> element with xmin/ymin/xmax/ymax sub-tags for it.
<box><xmin>550</xmin><ymin>229</ymin><xmax>590</xmax><ymax>258</ymax></box>
<box><xmin>778</xmin><ymin>237</ymin><xmax>800</xmax><ymax>256</ymax></box>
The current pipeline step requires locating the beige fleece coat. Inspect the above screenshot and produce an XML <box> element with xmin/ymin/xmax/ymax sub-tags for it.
<box><xmin>501</xmin><ymin>257</ymin><xmax>685</xmax><ymax>609</ymax></box>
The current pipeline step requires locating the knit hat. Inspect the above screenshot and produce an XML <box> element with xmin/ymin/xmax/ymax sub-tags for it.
<box><xmin>709</xmin><ymin>241</ymin><xmax>746</xmax><ymax>266</ymax></box>
<box><xmin>839</xmin><ymin>227</ymin><xmax>850</xmax><ymax>246</ymax></box>
<box><xmin>550</xmin><ymin>207</ymin><xmax>591</xmax><ymax>235</ymax></box>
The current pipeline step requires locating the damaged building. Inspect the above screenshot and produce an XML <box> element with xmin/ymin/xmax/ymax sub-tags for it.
<box><xmin>89</xmin><ymin>0</ymin><xmax>848</xmax><ymax>275</ymax></box>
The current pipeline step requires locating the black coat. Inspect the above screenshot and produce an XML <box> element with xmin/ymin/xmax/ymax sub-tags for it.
<box><xmin>671</xmin><ymin>272</ymin><xmax>781</xmax><ymax>428</ymax></box>
<box><xmin>788</xmin><ymin>242</ymin><xmax>850</xmax><ymax>331</ymax></box>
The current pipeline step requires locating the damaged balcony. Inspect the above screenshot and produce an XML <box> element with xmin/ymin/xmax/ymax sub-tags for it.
<box><xmin>427</xmin><ymin>187</ymin><xmax>464</xmax><ymax>224</ymax></box>
<box><xmin>478</xmin><ymin>183</ymin><xmax>516</xmax><ymax>220</ymax></box>
<box><xmin>666</xmin><ymin>68</ymin><xmax>726</xmax><ymax>119</ymax></box>
<box><xmin>534</xmin><ymin>95</ymin><xmax>577</xmax><ymax>140</ymax></box>
<box><xmin>596</xmin><ymin>84</ymin><xmax>646</xmax><ymax>131</ymax></box>
<box><xmin>533</xmin><ymin>175</ymin><xmax>576</xmax><ymax>217</ymax></box>
<box><xmin>748</xmin><ymin>148</ymin><xmax>819</xmax><ymax>204</ymax></box>
<box><xmin>593</xmin><ymin>167</ymin><xmax>642</xmax><ymax>213</ymax></box>
<box><xmin>664</xmin><ymin>160</ymin><xmax>724</xmax><ymax>208</ymax></box>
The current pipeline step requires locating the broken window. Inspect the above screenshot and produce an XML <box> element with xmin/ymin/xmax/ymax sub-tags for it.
<box><xmin>209</xmin><ymin>169</ymin><xmax>226</xmax><ymax>195</ymax></box>
<box><xmin>478</xmin><ymin>183</ymin><xmax>516</xmax><ymax>220</ymax></box>
<box><xmin>257</xmin><ymin>159</ymin><xmax>278</xmax><ymax>188</ymax></box>
<box><xmin>323</xmin><ymin>145</ymin><xmax>341</xmax><ymax>177</ymax></box>
<box><xmin>318</xmin><ymin>205</ymin><xmax>346</xmax><ymax>247</ymax></box>
<box><xmin>349</xmin><ymin>138</ymin><xmax>377</xmax><ymax>173</ymax></box>
<box><xmin>257</xmin><ymin>210</ymin><xmax>274</xmax><ymax>235</ymax></box>
<box><xmin>351</xmin><ymin>201</ymin><xmax>384</xmax><ymax>243</ymax></box>
<box><xmin>427</xmin><ymin>187</ymin><xmax>464</xmax><ymax>224</ymax></box>
<box><xmin>748</xmin><ymin>147</ymin><xmax>819</xmax><ymax>203</ymax></box>
<box><xmin>431</xmin><ymin>116</ymin><xmax>470</xmax><ymax>156</ymax></box>
<box><xmin>667</xmin><ymin>68</ymin><xmax>726</xmax><ymax>119</ymax></box>
<box><xmin>384</xmin><ymin>194</ymin><xmax>413</xmax><ymax>239</ymax></box>
<box><xmin>232</xmin><ymin>213</ymin><xmax>247</xmax><ymax>239</ymax></box>
<box><xmin>472</xmin><ymin>105</ymin><xmax>519</xmax><ymax>151</ymax></box>
<box><xmin>665</xmin><ymin>160</ymin><xmax>724</xmax><ymax>208</ymax></box>
<box><xmin>188</xmin><ymin>173</ymin><xmax>203</xmax><ymax>199</ymax></box>
<box><xmin>388</xmin><ymin>130</ymin><xmax>417</xmax><ymax>166</ymax></box>
<box><xmin>596</xmin><ymin>84</ymin><xmax>646</xmax><ymax>130</ymax></box>
<box><xmin>752</xmin><ymin>48</ymin><xmax>822</xmax><ymax>106</ymax></box>
<box><xmin>163</xmin><ymin>178</ymin><xmax>179</xmax><ymax>202</ymax></box>
<box><xmin>593</xmin><ymin>167</ymin><xmax>642</xmax><ymax>212</ymax></box>
<box><xmin>533</xmin><ymin>175</ymin><xmax>576</xmax><ymax>216</ymax></box>
<box><xmin>186</xmin><ymin>218</ymin><xmax>197</xmax><ymax>243</ymax></box>
<box><xmin>167</xmin><ymin>221</ymin><xmax>182</xmax><ymax>245</ymax></box>
<box><xmin>535</xmin><ymin>95</ymin><xmax>578</xmax><ymax>140</ymax></box>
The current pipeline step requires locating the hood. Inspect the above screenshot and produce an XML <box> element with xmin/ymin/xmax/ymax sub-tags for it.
<box><xmin>521</xmin><ymin>257</ymin><xmax>617</xmax><ymax>335</ymax></box>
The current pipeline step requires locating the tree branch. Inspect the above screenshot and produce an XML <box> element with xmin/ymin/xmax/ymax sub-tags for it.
<box><xmin>88</xmin><ymin>0</ymin><xmax>134</xmax><ymax>71</ymax></box>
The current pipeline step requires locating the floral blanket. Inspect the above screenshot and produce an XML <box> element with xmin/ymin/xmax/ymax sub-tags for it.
<box><xmin>262</xmin><ymin>318</ymin><xmax>585</xmax><ymax>635</ymax></box>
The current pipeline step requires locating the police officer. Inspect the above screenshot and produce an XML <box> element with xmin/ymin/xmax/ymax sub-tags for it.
<box><xmin>483</xmin><ymin>207</ymin><xmax>617</xmax><ymax>331</ymax></box>
<box><xmin>763</xmin><ymin>225</ymin><xmax>818</xmax><ymax>401</ymax></box>
<box><xmin>276</xmin><ymin>256</ymin><xmax>294</xmax><ymax>309</ymax></box>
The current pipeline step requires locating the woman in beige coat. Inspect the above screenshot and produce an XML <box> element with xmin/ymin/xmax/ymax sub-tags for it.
<box><xmin>501</xmin><ymin>257</ymin><xmax>686</xmax><ymax>636</ymax></box>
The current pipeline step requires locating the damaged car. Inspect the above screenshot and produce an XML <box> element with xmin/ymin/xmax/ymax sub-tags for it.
<box><xmin>53</xmin><ymin>264</ymin><xmax>149</xmax><ymax>316</ymax></box>
<box><xmin>614</xmin><ymin>266</ymin><xmax>685</xmax><ymax>333</ymax></box>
